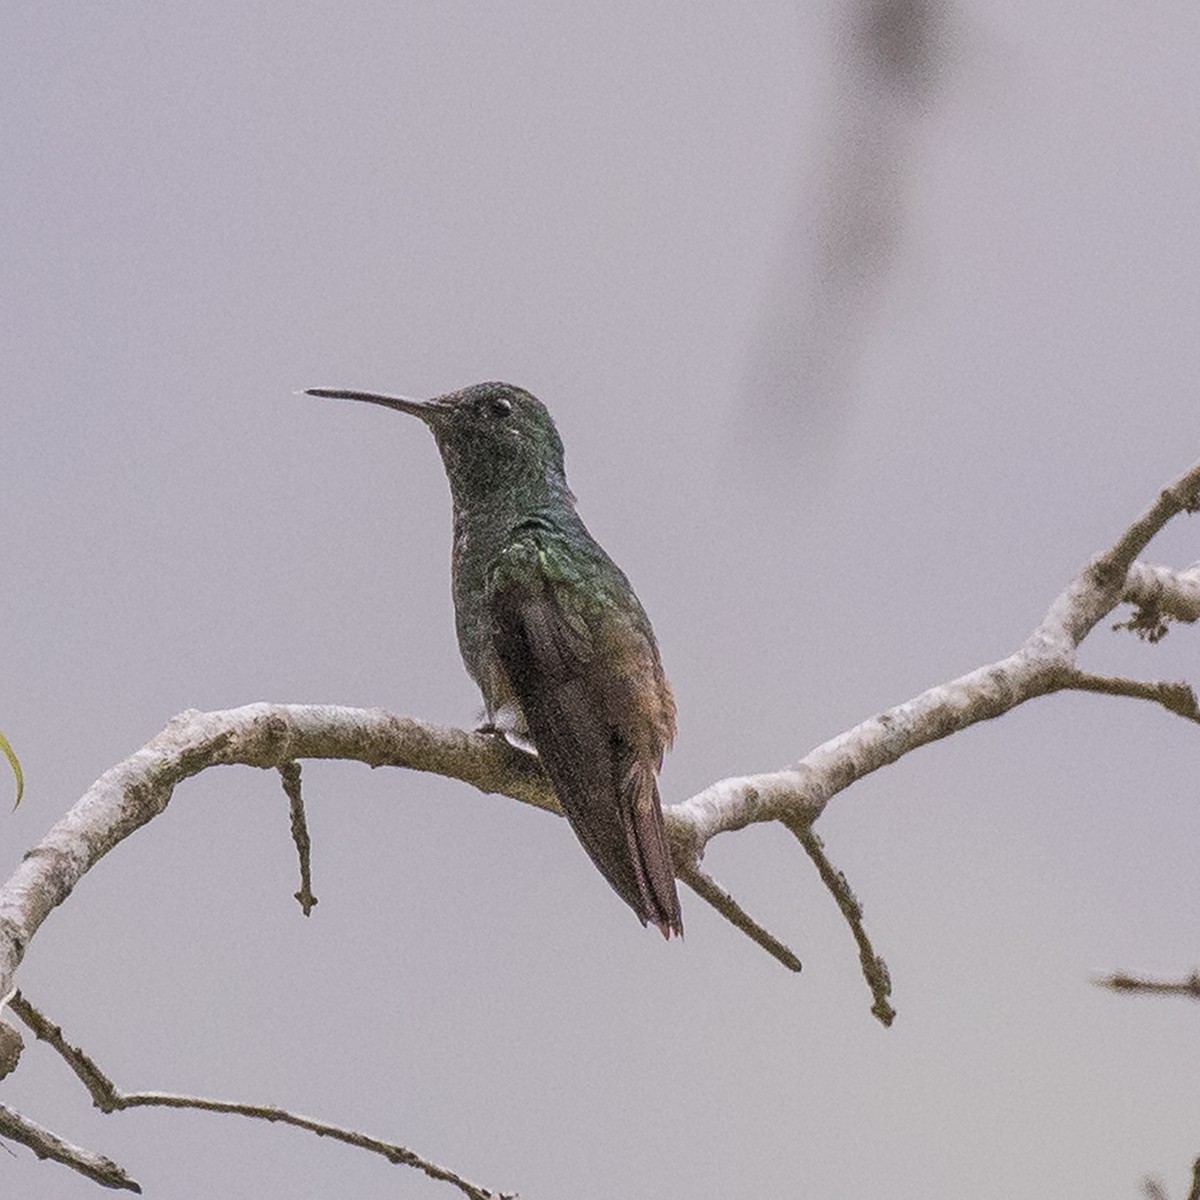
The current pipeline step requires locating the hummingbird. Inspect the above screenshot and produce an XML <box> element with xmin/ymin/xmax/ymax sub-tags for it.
<box><xmin>308</xmin><ymin>382</ymin><xmax>683</xmax><ymax>937</ymax></box>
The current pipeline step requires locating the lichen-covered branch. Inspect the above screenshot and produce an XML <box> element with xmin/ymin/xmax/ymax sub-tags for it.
<box><xmin>0</xmin><ymin>457</ymin><xmax>1197</xmax><ymax>1188</ymax></box>
<box><xmin>670</xmin><ymin>458</ymin><xmax>1200</xmax><ymax>850</ymax></box>
<box><xmin>1119</xmin><ymin>560</ymin><xmax>1200</xmax><ymax>641</ymax></box>
<box><xmin>2</xmin><ymin>462</ymin><xmax>1199</xmax><ymax>1005</ymax></box>
<box><xmin>0</xmin><ymin>709</ymin><xmax>554</xmax><ymax>1003</ymax></box>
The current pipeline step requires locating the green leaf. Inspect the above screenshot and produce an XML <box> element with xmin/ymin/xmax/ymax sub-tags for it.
<box><xmin>0</xmin><ymin>730</ymin><xmax>24</xmax><ymax>809</ymax></box>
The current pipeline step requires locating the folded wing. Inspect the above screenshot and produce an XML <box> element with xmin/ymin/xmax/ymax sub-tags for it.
<box><xmin>489</xmin><ymin>543</ymin><xmax>682</xmax><ymax>936</ymax></box>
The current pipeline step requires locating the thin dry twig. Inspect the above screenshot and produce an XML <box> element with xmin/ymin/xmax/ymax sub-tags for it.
<box><xmin>278</xmin><ymin>761</ymin><xmax>317</xmax><ymax>914</ymax></box>
<box><xmin>676</xmin><ymin>862</ymin><xmax>802</xmax><ymax>972</ymax></box>
<box><xmin>114</xmin><ymin>1094</ymin><xmax>513</xmax><ymax>1200</ymax></box>
<box><xmin>7</xmin><ymin>991</ymin><xmax>511</xmax><ymax>1200</ymax></box>
<box><xmin>1066</xmin><ymin>671</ymin><xmax>1200</xmax><ymax>721</ymax></box>
<box><xmin>785</xmin><ymin>820</ymin><xmax>894</xmax><ymax>1026</ymax></box>
<box><xmin>9</xmin><ymin>992</ymin><xmax>120</xmax><ymax>1103</ymax></box>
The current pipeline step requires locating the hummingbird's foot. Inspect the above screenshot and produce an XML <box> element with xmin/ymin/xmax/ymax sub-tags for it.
<box><xmin>475</xmin><ymin>720</ymin><xmax>539</xmax><ymax>758</ymax></box>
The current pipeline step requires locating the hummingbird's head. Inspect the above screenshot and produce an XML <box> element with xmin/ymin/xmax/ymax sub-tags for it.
<box><xmin>307</xmin><ymin>381</ymin><xmax>571</xmax><ymax>509</ymax></box>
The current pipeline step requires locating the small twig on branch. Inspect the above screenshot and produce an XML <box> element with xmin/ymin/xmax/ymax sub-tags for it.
<box><xmin>676</xmin><ymin>861</ymin><xmax>802</xmax><ymax>972</ymax></box>
<box><xmin>8</xmin><ymin>991</ymin><xmax>511</xmax><ymax>1200</ymax></box>
<box><xmin>0</xmin><ymin>1102</ymin><xmax>141</xmax><ymax>1193</ymax></box>
<box><xmin>278</xmin><ymin>761</ymin><xmax>317</xmax><ymax>914</ymax></box>
<box><xmin>1094</xmin><ymin>971</ymin><xmax>1200</xmax><ymax>999</ymax></box>
<box><xmin>1065</xmin><ymin>671</ymin><xmax>1200</xmax><ymax>722</ymax></box>
<box><xmin>785</xmin><ymin>820</ymin><xmax>894</xmax><ymax>1026</ymax></box>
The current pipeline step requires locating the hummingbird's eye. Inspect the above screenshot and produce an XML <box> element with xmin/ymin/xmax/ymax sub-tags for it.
<box><xmin>486</xmin><ymin>395</ymin><xmax>513</xmax><ymax>418</ymax></box>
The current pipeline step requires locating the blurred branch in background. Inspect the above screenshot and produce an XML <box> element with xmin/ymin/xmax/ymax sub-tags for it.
<box><xmin>1141</xmin><ymin>1156</ymin><xmax>1200</xmax><ymax>1200</ymax></box>
<box><xmin>1096</xmin><ymin>971</ymin><xmax>1200</xmax><ymax>1000</ymax></box>
<box><xmin>743</xmin><ymin>0</ymin><xmax>949</xmax><ymax>440</ymax></box>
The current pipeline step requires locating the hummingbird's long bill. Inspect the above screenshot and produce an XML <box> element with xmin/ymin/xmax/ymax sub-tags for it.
<box><xmin>306</xmin><ymin>388</ymin><xmax>436</xmax><ymax>420</ymax></box>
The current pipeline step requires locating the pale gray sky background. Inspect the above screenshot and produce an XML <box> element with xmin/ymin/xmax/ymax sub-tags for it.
<box><xmin>4</xmin><ymin>3</ymin><xmax>1200</xmax><ymax>1198</ymax></box>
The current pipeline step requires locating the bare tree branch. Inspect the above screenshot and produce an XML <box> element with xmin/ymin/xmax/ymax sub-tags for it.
<box><xmin>0</xmin><ymin>1101</ymin><xmax>141</xmax><ymax>1193</ymax></box>
<box><xmin>671</xmin><ymin>458</ymin><xmax>1200</xmax><ymax>852</ymax></box>
<box><xmin>0</xmin><ymin>710</ymin><xmax>556</xmax><ymax>1008</ymax></box>
<box><xmin>113</xmin><ymin>1094</ymin><xmax>512</xmax><ymax>1200</ymax></box>
<box><xmin>2</xmin><ymin>461</ymin><xmax>1198</xmax><ymax>1006</ymax></box>
<box><xmin>7</xmin><ymin>992</ymin><xmax>511</xmax><ymax>1200</ymax></box>
<box><xmin>8</xmin><ymin>992</ymin><xmax>121</xmax><ymax>1103</ymax></box>
<box><xmin>0</xmin><ymin>456</ymin><xmax>1196</xmax><ymax>1193</ymax></box>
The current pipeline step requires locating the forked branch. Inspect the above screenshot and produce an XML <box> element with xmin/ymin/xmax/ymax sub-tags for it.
<box><xmin>7</xmin><ymin>992</ymin><xmax>512</xmax><ymax>1200</ymax></box>
<box><xmin>1</xmin><ymin>457</ymin><xmax>1197</xmax><ymax>1189</ymax></box>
